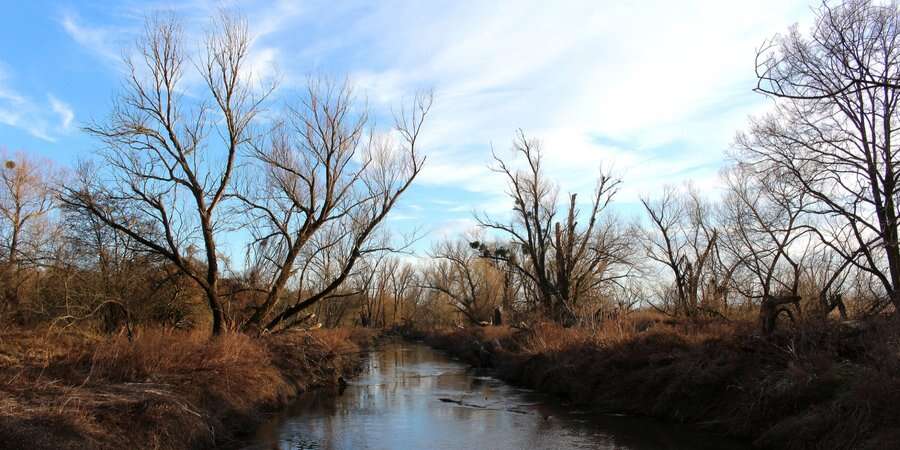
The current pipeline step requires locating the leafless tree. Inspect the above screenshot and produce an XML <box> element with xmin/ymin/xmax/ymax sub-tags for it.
<box><xmin>0</xmin><ymin>151</ymin><xmax>56</xmax><ymax>312</ymax></box>
<box><xmin>641</xmin><ymin>186</ymin><xmax>721</xmax><ymax>318</ymax></box>
<box><xmin>354</xmin><ymin>252</ymin><xmax>393</xmax><ymax>328</ymax></box>
<box><xmin>476</xmin><ymin>131</ymin><xmax>625</xmax><ymax>324</ymax></box>
<box><xmin>237</xmin><ymin>79</ymin><xmax>430</xmax><ymax>333</ymax></box>
<box><xmin>421</xmin><ymin>238</ymin><xmax>499</xmax><ymax>325</ymax></box>
<box><xmin>750</xmin><ymin>0</ymin><xmax>900</xmax><ymax>314</ymax></box>
<box><xmin>59</xmin><ymin>14</ymin><xmax>268</xmax><ymax>335</ymax></box>
<box><xmin>803</xmin><ymin>247</ymin><xmax>854</xmax><ymax>320</ymax></box>
<box><xmin>721</xmin><ymin>164</ymin><xmax>813</xmax><ymax>333</ymax></box>
<box><xmin>56</xmin><ymin>202</ymin><xmax>144</xmax><ymax>330</ymax></box>
<box><xmin>469</xmin><ymin>240</ymin><xmax>521</xmax><ymax>317</ymax></box>
<box><xmin>388</xmin><ymin>260</ymin><xmax>418</xmax><ymax>323</ymax></box>
<box><xmin>286</xmin><ymin>225</ymin><xmax>368</xmax><ymax>329</ymax></box>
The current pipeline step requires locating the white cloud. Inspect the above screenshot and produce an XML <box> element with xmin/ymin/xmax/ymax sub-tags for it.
<box><xmin>48</xmin><ymin>94</ymin><xmax>75</xmax><ymax>130</ymax></box>
<box><xmin>432</xmin><ymin>217</ymin><xmax>479</xmax><ymax>240</ymax></box>
<box><xmin>47</xmin><ymin>0</ymin><xmax>815</xmax><ymax>242</ymax></box>
<box><xmin>0</xmin><ymin>73</ymin><xmax>25</xmax><ymax>104</ymax></box>
<box><xmin>0</xmin><ymin>63</ymin><xmax>73</xmax><ymax>142</ymax></box>
<box><xmin>245</xmin><ymin>46</ymin><xmax>280</xmax><ymax>87</ymax></box>
<box><xmin>60</xmin><ymin>12</ymin><xmax>122</xmax><ymax>64</ymax></box>
<box><xmin>324</xmin><ymin>0</ymin><xmax>813</xmax><ymax>209</ymax></box>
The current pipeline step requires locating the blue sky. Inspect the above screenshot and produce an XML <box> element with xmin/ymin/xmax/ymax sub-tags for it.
<box><xmin>1</xmin><ymin>0</ymin><xmax>814</xmax><ymax>257</ymax></box>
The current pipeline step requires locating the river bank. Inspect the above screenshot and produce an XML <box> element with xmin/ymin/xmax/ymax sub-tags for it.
<box><xmin>0</xmin><ymin>326</ymin><xmax>377</xmax><ymax>449</ymax></box>
<box><xmin>407</xmin><ymin>315</ymin><xmax>900</xmax><ymax>449</ymax></box>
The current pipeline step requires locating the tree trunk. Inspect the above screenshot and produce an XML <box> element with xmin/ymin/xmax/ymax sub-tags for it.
<box><xmin>759</xmin><ymin>295</ymin><xmax>800</xmax><ymax>335</ymax></box>
<box><xmin>5</xmin><ymin>221</ymin><xmax>20</xmax><ymax>309</ymax></box>
<box><xmin>243</xmin><ymin>244</ymin><xmax>301</xmax><ymax>331</ymax></box>
<box><xmin>206</xmin><ymin>283</ymin><xmax>224</xmax><ymax>335</ymax></box>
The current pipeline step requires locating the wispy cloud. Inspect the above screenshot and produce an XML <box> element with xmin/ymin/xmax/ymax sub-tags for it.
<box><xmin>60</xmin><ymin>12</ymin><xmax>123</xmax><ymax>65</ymax></box>
<box><xmin>432</xmin><ymin>217</ymin><xmax>479</xmax><ymax>241</ymax></box>
<box><xmin>0</xmin><ymin>63</ymin><xmax>74</xmax><ymax>142</ymax></box>
<box><xmin>48</xmin><ymin>94</ymin><xmax>75</xmax><ymax>130</ymax></box>
<box><xmin>313</xmin><ymin>0</ymin><xmax>813</xmax><ymax>212</ymax></box>
<box><xmin>173</xmin><ymin>0</ymin><xmax>809</xmax><ymax>230</ymax></box>
<box><xmin>43</xmin><ymin>0</ymin><xmax>814</xmax><ymax>242</ymax></box>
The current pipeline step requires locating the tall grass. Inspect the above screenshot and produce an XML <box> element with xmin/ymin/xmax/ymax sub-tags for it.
<box><xmin>0</xmin><ymin>326</ymin><xmax>373</xmax><ymax>450</ymax></box>
<box><xmin>419</xmin><ymin>314</ymin><xmax>900</xmax><ymax>449</ymax></box>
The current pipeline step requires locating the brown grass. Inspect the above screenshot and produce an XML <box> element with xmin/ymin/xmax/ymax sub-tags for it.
<box><xmin>417</xmin><ymin>313</ymin><xmax>900</xmax><ymax>450</ymax></box>
<box><xmin>0</xmin><ymin>326</ymin><xmax>376</xmax><ymax>450</ymax></box>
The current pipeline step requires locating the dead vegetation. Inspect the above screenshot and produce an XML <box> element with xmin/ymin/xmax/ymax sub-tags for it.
<box><xmin>0</xmin><ymin>326</ymin><xmax>375</xmax><ymax>450</ymax></box>
<box><xmin>3</xmin><ymin>1</ymin><xmax>900</xmax><ymax>448</ymax></box>
<box><xmin>415</xmin><ymin>313</ymin><xmax>900</xmax><ymax>450</ymax></box>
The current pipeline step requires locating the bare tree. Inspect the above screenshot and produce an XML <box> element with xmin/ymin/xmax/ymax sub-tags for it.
<box><xmin>60</xmin><ymin>14</ymin><xmax>267</xmax><ymax>335</ymax></box>
<box><xmin>56</xmin><ymin>201</ymin><xmax>146</xmax><ymax>331</ymax></box>
<box><xmin>237</xmin><ymin>79</ymin><xmax>430</xmax><ymax>333</ymax></box>
<box><xmin>476</xmin><ymin>131</ymin><xmax>624</xmax><ymax>324</ymax></box>
<box><xmin>0</xmin><ymin>151</ymin><xmax>55</xmax><ymax>312</ymax></box>
<box><xmin>355</xmin><ymin>252</ymin><xmax>392</xmax><ymax>328</ymax></box>
<box><xmin>304</xmin><ymin>232</ymin><xmax>365</xmax><ymax>329</ymax></box>
<box><xmin>721</xmin><ymin>163</ymin><xmax>812</xmax><ymax>333</ymax></box>
<box><xmin>421</xmin><ymin>238</ymin><xmax>499</xmax><ymax>325</ymax></box>
<box><xmin>804</xmin><ymin>247</ymin><xmax>854</xmax><ymax>320</ymax></box>
<box><xmin>641</xmin><ymin>186</ymin><xmax>720</xmax><ymax>318</ymax></box>
<box><xmin>750</xmin><ymin>0</ymin><xmax>900</xmax><ymax>314</ymax></box>
<box><xmin>388</xmin><ymin>259</ymin><xmax>418</xmax><ymax>324</ymax></box>
<box><xmin>469</xmin><ymin>240</ymin><xmax>520</xmax><ymax>317</ymax></box>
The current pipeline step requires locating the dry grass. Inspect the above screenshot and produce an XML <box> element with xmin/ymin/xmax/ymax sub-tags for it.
<box><xmin>418</xmin><ymin>313</ymin><xmax>900</xmax><ymax>450</ymax></box>
<box><xmin>0</xmin><ymin>326</ymin><xmax>375</xmax><ymax>450</ymax></box>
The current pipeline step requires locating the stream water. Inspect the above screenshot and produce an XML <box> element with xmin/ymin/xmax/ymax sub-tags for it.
<box><xmin>245</xmin><ymin>342</ymin><xmax>749</xmax><ymax>449</ymax></box>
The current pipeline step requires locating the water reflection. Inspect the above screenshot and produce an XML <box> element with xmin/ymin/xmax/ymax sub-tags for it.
<box><xmin>246</xmin><ymin>343</ymin><xmax>748</xmax><ymax>450</ymax></box>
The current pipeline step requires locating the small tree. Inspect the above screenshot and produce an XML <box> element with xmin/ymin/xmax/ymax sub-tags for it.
<box><xmin>0</xmin><ymin>151</ymin><xmax>56</xmax><ymax>313</ymax></box>
<box><xmin>422</xmin><ymin>238</ymin><xmax>499</xmax><ymax>325</ymax></box>
<box><xmin>388</xmin><ymin>260</ymin><xmax>418</xmax><ymax>324</ymax></box>
<box><xmin>641</xmin><ymin>186</ymin><xmax>721</xmax><ymax>318</ymax></box>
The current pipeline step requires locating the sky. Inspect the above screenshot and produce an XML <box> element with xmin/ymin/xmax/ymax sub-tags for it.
<box><xmin>0</xmin><ymin>0</ymin><xmax>815</xmax><ymax>256</ymax></box>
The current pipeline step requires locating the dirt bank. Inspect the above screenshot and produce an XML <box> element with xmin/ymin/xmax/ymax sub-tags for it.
<box><xmin>0</xmin><ymin>327</ymin><xmax>377</xmax><ymax>449</ymax></box>
<box><xmin>409</xmin><ymin>316</ymin><xmax>900</xmax><ymax>449</ymax></box>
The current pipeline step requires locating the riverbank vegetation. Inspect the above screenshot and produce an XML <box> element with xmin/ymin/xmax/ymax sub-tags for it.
<box><xmin>3</xmin><ymin>0</ymin><xmax>900</xmax><ymax>449</ymax></box>
<box><xmin>410</xmin><ymin>316</ymin><xmax>900</xmax><ymax>449</ymax></box>
<box><xmin>0</xmin><ymin>326</ymin><xmax>374</xmax><ymax>449</ymax></box>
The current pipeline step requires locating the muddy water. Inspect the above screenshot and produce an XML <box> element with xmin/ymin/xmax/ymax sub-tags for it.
<box><xmin>246</xmin><ymin>342</ymin><xmax>749</xmax><ymax>450</ymax></box>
